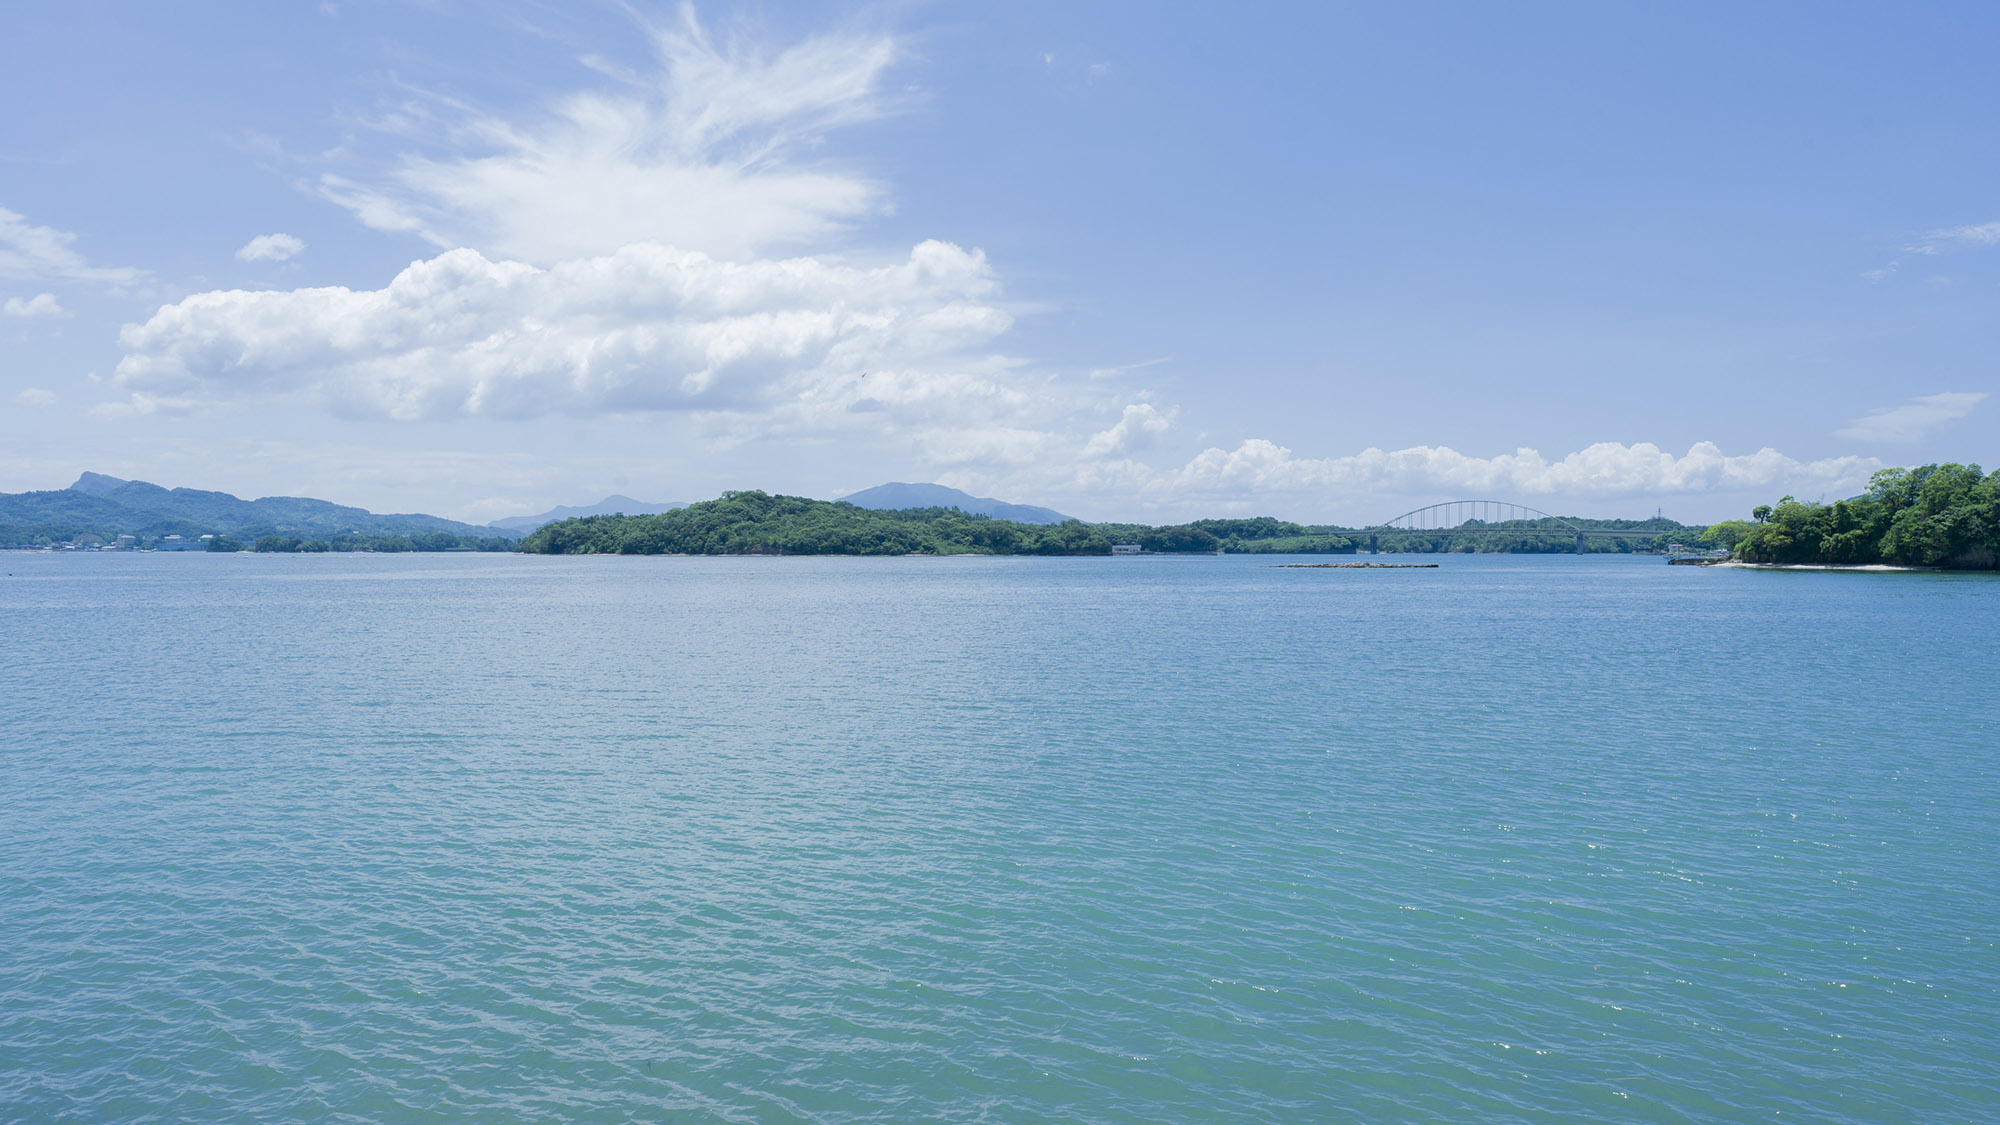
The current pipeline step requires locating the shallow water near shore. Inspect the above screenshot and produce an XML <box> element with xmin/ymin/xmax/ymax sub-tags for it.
<box><xmin>3</xmin><ymin>551</ymin><xmax>1996</xmax><ymax>1122</ymax></box>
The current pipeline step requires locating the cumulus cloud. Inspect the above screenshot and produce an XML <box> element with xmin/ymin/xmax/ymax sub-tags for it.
<box><xmin>16</xmin><ymin>388</ymin><xmax>56</xmax><ymax>407</ymax></box>
<box><xmin>0</xmin><ymin>206</ymin><xmax>141</xmax><ymax>288</ymax></box>
<box><xmin>1835</xmin><ymin>392</ymin><xmax>1987</xmax><ymax>443</ymax></box>
<box><xmin>1082</xmin><ymin>402</ymin><xmax>1175</xmax><ymax>456</ymax></box>
<box><xmin>2</xmin><ymin>292</ymin><xmax>65</xmax><ymax>318</ymax></box>
<box><xmin>1063</xmin><ymin>440</ymin><xmax>1882</xmax><ymax>509</ymax></box>
<box><xmin>114</xmin><ymin>10</ymin><xmax>1091</xmax><ymax>454</ymax></box>
<box><xmin>318</xmin><ymin>5</ymin><xmax>897</xmax><ymax>263</ymax></box>
<box><xmin>114</xmin><ymin>240</ymin><xmax>1017</xmax><ymax>422</ymax></box>
<box><xmin>104</xmin><ymin>7</ymin><xmax>1871</xmax><ymax>526</ymax></box>
<box><xmin>236</xmin><ymin>233</ymin><xmax>305</xmax><ymax>262</ymax></box>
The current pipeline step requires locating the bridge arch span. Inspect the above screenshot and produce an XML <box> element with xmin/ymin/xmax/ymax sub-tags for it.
<box><xmin>1370</xmin><ymin>500</ymin><xmax>1583</xmax><ymax>533</ymax></box>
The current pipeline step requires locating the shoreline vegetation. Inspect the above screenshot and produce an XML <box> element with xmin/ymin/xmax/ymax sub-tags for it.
<box><xmin>231</xmin><ymin>533</ymin><xmax>515</xmax><ymax>553</ymax></box>
<box><xmin>17</xmin><ymin>464</ymin><xmax>1992</xmax><ymax>568</ymax></box>
<box><xmin>515</xmin><ymin>490</ymin><xmax>1690</xmax><ymax>557</ymax></box>
<box><xmin>516</xmin><ymin>463</ymin><xmax>1997</xmax><ymax>569</ymax></box>
<box><xmin>1712</xmin><ymin>464</ymin><xmax>1999</xmax><ymax>570</ymax></box>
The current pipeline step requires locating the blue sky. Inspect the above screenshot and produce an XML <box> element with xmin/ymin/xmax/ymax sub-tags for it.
<box><xmin>2</xmin><ymin>1</ymin><xmax>1994</xmax><ymax>524</ymax></box>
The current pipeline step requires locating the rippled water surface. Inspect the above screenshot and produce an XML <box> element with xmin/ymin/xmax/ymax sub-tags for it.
<box><xmin>2</xmin><ymin>552</ymin><xmax>1996</xmax><ymax>1122</ymax></box>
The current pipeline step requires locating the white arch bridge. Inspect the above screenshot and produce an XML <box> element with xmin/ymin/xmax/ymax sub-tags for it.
<box><xmin>1361</xmin><ymin>500</ymin><xmax>1669</xmax><ymax>552</ymax></box>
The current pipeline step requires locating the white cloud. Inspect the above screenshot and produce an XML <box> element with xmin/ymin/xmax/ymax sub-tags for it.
<box><xmin>98</xmin><ymin>7</ymin><xmax>1874</xmax><ymax>528</ymax></box>
<box><xmin>1910</xmin><ymin>221</ymin><xmax>2000</xmax><ymax>254</ymax></box>
<box><xmin>318</xmin><ymin>5</ymin><xmax>897</xmax><ymax>264</ymax></box>
<box><xmin>0</xmin><ymin>206</ymin><xmax>141</xmax><ymax>288</ymax></box>
<box><xmin>87</xmin><ymin>392</ymin><xmax>203</xmax><ymax>419</ymax></box>
<box><xmin>2</xmin><ymin>292</ymin><xmax>65</xmax><ymax>318</ymax></box>
<box><xmin>1086</xmin><ymin>355</ymin><xmax>1170</xmax><ymax>380</ymax></box>
<box><xmin>1083</xmin><ymin>402</ymin><xmax>1175</xmax><ymax>456</ymax></box>
<box><xmin>115</xmin><ymin>10</ymin><xmax>1110</xmax><ymax>463</ymax></box>
<box><xmin>1835</xmin><ymin>392</ymin><xmax>1987</xmax><ymax>443</ymax></box>
<box><xmin>236</xmin><ymin>233</ymin><xmax>305</xmax><ymax>262</ymax></box>
<box><xmin>114</xmin><ymin>239</ymin><xmax>1017</xmax><ymax>422</ymax></box>
<box><xmin>1057</xmin><ymin>440</ymin><xmax>1882</xmax><ymax>511</ymax></box>
<box><xmin>16</xmin><ymin>388</ymin><xmax>56</xmax><ymax>407</ymax></box>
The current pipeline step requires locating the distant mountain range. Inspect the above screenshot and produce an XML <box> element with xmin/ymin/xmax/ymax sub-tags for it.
<box><xmin>0</xmin><ymin>474</ymin><xmax>1076</xmax><ymax>547</ymax></box>
<box><xmin>0</xmin><ymin>473</ymin><xmax>507</xmax><ymax>545</ymax></box>
<box><xmin>837</xmin><ymin>482</ymin><xmax>1073</xmax><ymax>524</ymax></box>
<box><xmin>486</xmin><ymin>495</ymin><xmax>688</xmax><ymax>534</ymax></box>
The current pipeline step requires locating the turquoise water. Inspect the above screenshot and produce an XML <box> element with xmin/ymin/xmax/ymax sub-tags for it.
<box><xmin>2</xmin><ymin>552</ymin><xmax>1995</xmax><ymax>1122</ymax></box>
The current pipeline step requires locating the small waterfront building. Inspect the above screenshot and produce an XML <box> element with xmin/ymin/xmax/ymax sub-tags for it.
<box><xmin>1111</xmin><ymin>544</ymin><xmax>1142</xmax><ymax>555</ymax></box>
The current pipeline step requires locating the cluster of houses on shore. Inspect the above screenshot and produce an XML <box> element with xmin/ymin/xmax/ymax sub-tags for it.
<box><xmin>4</xmin><ymin>533</ymin><xmax>220</xmax><ymax>552</ymax></box>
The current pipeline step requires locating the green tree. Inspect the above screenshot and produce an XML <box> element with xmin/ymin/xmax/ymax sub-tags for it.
<box><xmin>1733</xmin><ymin>463</ymin><xmax>1997</xmax><ymax>568</ymax></box>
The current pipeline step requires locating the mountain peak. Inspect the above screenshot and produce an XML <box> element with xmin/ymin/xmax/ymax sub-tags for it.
<box><xmin>837</xmin><ymin>482</ymin><xmax>1073</xmax><ymax>524</ymax></box>
<box><xmin>68</xmin><ymin>472</ymin><xmax>131</xmax><ymax>497</ymax></box>
<box><xmin>487</xmin><ymin>494</ymin><xmax>687</xmax><ymax>533</ymax></box>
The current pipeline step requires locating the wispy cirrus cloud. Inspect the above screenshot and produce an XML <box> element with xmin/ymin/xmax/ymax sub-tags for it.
<box><xmin>1835</xmin><ymin>392</ymin><xmax>1987</xmax><ymax>443</ymax></box>
<box><xmin>1907</xmin><ymin>221</ymin><xmax>2000</xmax><ymax>255</ymax></box>
<box><xmin>0</xmin><ymin>205</ymin><xmax>142</xmax><ymax>289</ymax></box>
<box><xmin>1868</xmin><ymin>219</ymin><xmax>2000</xmax><ymax>280</ymax></box>
<box><xmin>317</xmin><ymin>4</ymin><xmax>898</xmax><ymax>264</ymax></box>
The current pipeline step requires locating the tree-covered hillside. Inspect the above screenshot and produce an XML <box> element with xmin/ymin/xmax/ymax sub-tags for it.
<box><xmin>0</xmin><ymin>473</ymin><xmax>515</xmax><ymax>549</ymax></box>
<box><xmin>516</xmin><ymin>491</ymin><xmax>1695</xmax><ymax>557</ymax></box>
<box><xmin>1713</xmin><ymin>464</ymin><xmax>1999</xmax><ymax>568</ymax></box>
<box><xmin>517</xmin><ymin>491</ymin><xmax>1297</xmax><ymax>556</ymax></box>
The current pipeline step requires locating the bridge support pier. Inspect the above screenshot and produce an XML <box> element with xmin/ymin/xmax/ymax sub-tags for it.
<box><xmin>1369</xmin><ymin>534</ymin><xmax>1378</xmax><ymax>554</ymax></box>
<box><xmin>1575</xmin><ymin>533</ymin><xmax>1585</xmax><ymax>554</ymax></box>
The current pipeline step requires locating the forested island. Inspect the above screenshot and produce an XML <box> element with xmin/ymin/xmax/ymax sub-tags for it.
<box><xmin>1712</xmin><ymin>464</ymin><xmax>1999</xmax><ymax>568</ymax></box>
<box><xmin>517</xmin><ymin>491</ymin><xmax>1318</xmax><ymax>555</ymax></box>
<box><xmin>515</xmin><ymin>490</ymin><xmax>1694</xmax><ymax>556</ymax></box>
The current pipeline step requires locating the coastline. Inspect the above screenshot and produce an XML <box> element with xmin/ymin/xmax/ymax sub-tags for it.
<box><xmin>1714</xmin><ymin>561</ymin><xmax>1938</xmax><ymax>573</ymax></box>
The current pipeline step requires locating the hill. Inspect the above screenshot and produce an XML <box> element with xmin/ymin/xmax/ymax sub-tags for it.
<box><xmin>517</xmin><ymin>491</ymin><xmax>1356</xmax><ymax>556</ymax></box>
<box><xmin>517</xmin><ymin>493</ymin><xmax>1702</xmax><ymax>558</ymax></box>
<box><xmin>488</xmin><ymin>494</ymin><xmax>688</xmax><ymax>534</ymax></box>
<box><xmin>838</xmin><ymin>482</ymin><xmax>1072</xmax><ymax>524</ymax></box>
<box><xmin>0</xmin><ymin>473</ymin><xmax>514</xmax><ymax>549</ymax></box>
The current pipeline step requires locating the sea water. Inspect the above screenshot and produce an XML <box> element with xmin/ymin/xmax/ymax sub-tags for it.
<box><xmin>1</xmin><ymin>552</ymin><xmax>1995</xmax><ymax>1122</ymax></box>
